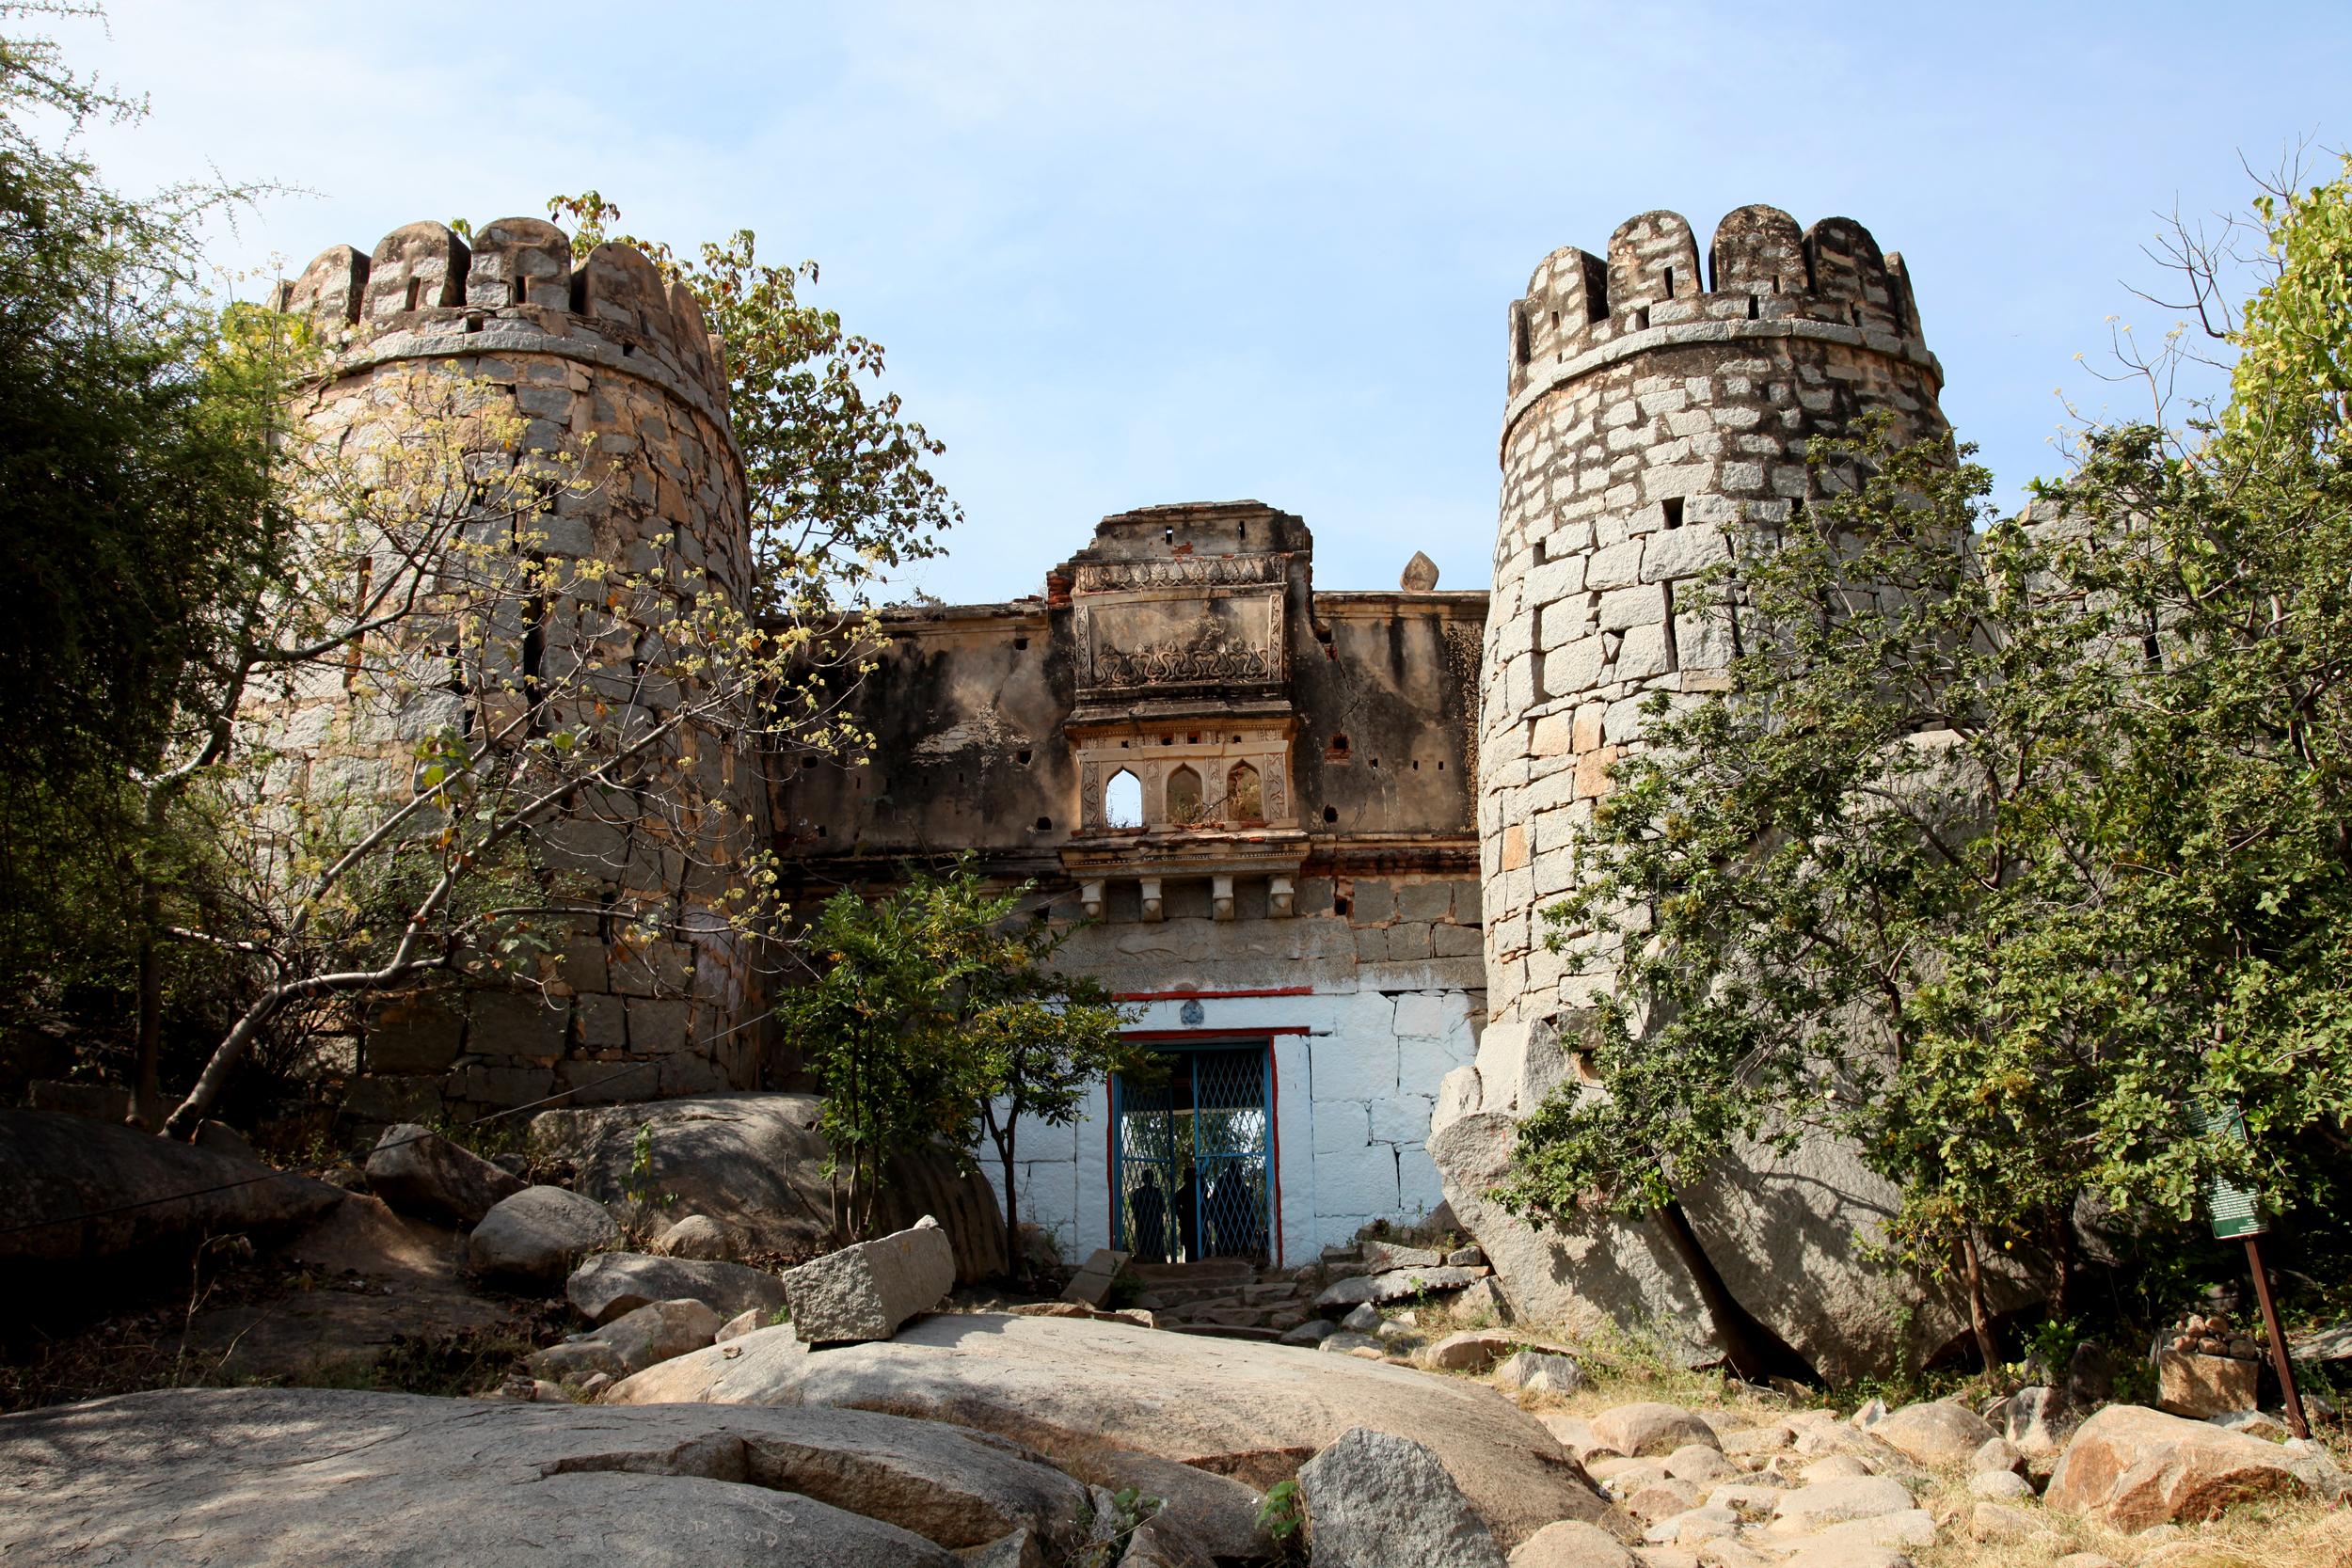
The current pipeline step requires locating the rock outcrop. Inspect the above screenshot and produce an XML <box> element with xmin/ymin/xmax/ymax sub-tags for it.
<box><xmin>606</xmin><ymin>1310</ymin><xmax>1617</xmax><ymax>1549</ymax></box>
<box><xmin>2043</xmin><ymin>1403</ymin><xmax>2344</xmax><ymax>1529</ymax></box>
<box><xmin>2</xmin><ymin>1108</ymin><xmax>342</xmax><ymax>1270</ymax></box>
<box><xmin>362</xmin><ymin>1123</ymin><xmax>524</xmax><ymax>1226</ymax></box>
<box><xmin>525</xmin><ymin>1092</ymin><xmax>1005</xmax><ymax>1279</ymax></box>
<box><xmin>0</xmin><ymin>1387</ymin><xmax>1096</xmax><ymax>1564</ymax></box>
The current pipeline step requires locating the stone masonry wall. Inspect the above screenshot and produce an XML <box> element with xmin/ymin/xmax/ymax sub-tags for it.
<box><xmin>1479</xmin><ymin>205</ymin><xmax>1947</xmax><ymax>1022</ymax></box>
<box><xmin>270</xmin><ymin>218</ymin><xmax>768</xmax><ymax>1124</ymax></box>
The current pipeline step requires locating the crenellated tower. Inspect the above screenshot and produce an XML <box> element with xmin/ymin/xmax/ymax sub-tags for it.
<box><xmin>268</xmin><ymin>218</ymin><xmax>766</xmax><ymax>1122</ymax></box>
<box><xmin>1478</xmin><ymin>204</ymin><xmax>1946</xmax><ymax>1030</ymax></box>
<box><xmin>1434</xmin><ymin>206</ymin><xmax>1955</xmax><ymax>1378</ymax></box>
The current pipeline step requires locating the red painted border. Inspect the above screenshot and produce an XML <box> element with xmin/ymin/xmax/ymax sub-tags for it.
<box><xmin>1112</xmin><ymin>985</ymin><xmax>1315</xmax><ymax>1002</ymax></box>
<box><xmin>1122</xmin><ymin>1026</ymin><xmax>1309</xmax><ymax>1042</ymax></box>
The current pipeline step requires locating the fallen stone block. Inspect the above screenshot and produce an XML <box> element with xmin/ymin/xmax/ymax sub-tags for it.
<box><xmin>782</xmin><ymin>1215</ymin><xmax>955</xmax><ymax>1344</ymax></box>
<box><xmin>1060</xmin><ymin>1245</ymin><xmax>1130</xmax><ymax>1307</ymax></box>
<box><xmin>1314</xmin><ymin>1264</ymin><xmax>1488</xmax><ymax>1310</ymax></box>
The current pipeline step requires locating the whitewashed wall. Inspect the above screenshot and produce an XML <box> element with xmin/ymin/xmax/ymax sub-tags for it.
<box><xmin>985</xmin><ymin>985</ymin><xmax>1481</xmax><ymax>1265</ymax></box>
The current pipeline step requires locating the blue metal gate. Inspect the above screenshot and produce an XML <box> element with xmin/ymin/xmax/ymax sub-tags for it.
<box><xmin>1111</xmin><ymin>1042</ymin><xmax>1272</xmax><ymax>1263</ymax></box>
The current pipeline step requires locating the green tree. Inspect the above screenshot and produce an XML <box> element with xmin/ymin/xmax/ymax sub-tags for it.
<box><xmin>967</xmin><ymin>913</ymin><xmax>1143</xmax><ymax>1275</ymax></box>
<box><xmin>0</xmin><ymin>6</ymin><xmax>284</xmax><ymax>1119</ymax></box>
<box><xmin>789</xmin><ymin>862</ymin><xmax>1136</xmax><ymax>1254</ymax></box>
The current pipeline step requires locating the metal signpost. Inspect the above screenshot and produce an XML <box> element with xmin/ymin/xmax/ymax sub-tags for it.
<box><xmin>2196</xmin><ymin>1102</ymin><xmax>2310</xmax><ymax>1439</ymax></box>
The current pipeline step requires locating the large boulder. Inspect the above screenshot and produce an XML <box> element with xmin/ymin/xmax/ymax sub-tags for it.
<box><xmin>781</xmin><ymin>1217</ymin><xmax>956</xmax><ymax>1344</ymax></box>
<box><xmin>467</xmin><ymin>1185</ymin><xmax>617</xmax><ymax>1288</ymax></box>
<box><xmin>0</xmin><ymin>1386</ymin><xmax>1093</xmax><ymax>1564</ymax></box>
<box><xmin>0</xmin><ymin>1108</ymin><xmax>342</xmax><ymax>1269</ymax></box>
<box><xmin>1869</xmin><ymin>1400</ymin><xmax>1996</xmax><ymax>1468</ymax></box>
<box><xmin>1427</xmin><ymin>1025</ymin><xmax>2043</xmax><ymax>1380</ymax></box>
<box><xmin>363</xmin><ymin>1123</ymin><xmax>523</xmax><ymax>1226</ymax></box>
<box><xmin>1588</xmin><ymin>1403</ymin><xmax>1718</xmax><ymax>1460</ymax></box>
<box><xmin>525</xmin><ymin>1092</ymin><xmax>1005</xmax><ymax>1280</ymax></box>
<box><xmin>566</xmin><ymin>1251</ymin><xmax>785</xmax><ymax>1325</ymax></box>
<box><xmin>2043</xmin><ymin>1402</ymin><xmax>2344</xmax><ymax>1530</ymax></box>
<box><xmin>605</xmin><ymin>1310</ymin><xmax>1618</xmax><ymax>1550</ymax></box>
<box><xmin>1297</xmin><ymin>1427</ymin><xmax>1507</xmax><ymax>1568</ymax></box>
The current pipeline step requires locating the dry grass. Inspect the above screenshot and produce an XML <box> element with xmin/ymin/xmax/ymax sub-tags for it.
<box><xmin>1909</xmin><ymin>1491</ymin><xmax>2352</xmax><ymax>1567</ymax></box>
<box><xmin>1391</xmin><ymin>1298</ymin><xmax>2352</xmax><ymax>1567</ymax></box>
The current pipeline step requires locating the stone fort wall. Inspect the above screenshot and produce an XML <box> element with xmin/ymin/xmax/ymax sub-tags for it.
<box><xmin>269</xmin><ymin>217</ymin><xmax>769</xmax><ymax>1126</ymax></box>
<box><xmin>1477</xmin><ymin>204</ymin><xmax>1947</xmax><ymax>1027</ymax></box>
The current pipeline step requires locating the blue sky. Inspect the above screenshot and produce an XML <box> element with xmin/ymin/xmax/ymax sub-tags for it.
<box><xmin>70</xmin><ymin>2</ymin><xmax>2351</xmax><ymax>603</ymax></box>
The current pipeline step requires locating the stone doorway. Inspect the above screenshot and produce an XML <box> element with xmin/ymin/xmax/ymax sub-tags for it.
<box><xmin>1110</xmin><ymin>1041</ymin><xmax>1272</xmax><ymax>1265</ymax></box>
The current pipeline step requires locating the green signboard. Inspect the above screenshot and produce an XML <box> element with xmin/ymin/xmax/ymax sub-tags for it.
<box><xmin>2192</xmin><ymin>1101</ymin><xmax>2269</xmax><ymax>1241</ymax></box>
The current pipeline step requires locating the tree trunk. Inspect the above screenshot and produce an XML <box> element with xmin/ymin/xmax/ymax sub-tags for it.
<box><xmin>997</xmin><ymin>1125</ymin><xmax>1022</xmax><ymax>1283</ymax></box>
<box><xmin>128</xmin><ymin>786</ymin><xmax>171</xmax><ymax>1131</ymax></box>
<box><xmin>1959</xmin><ymin>1227</ymin><xmax>2000</xmax><ymax>1370</ymax></box>
<box><xmin>130</xmin><ymin>893</ymin><xmax>164</xmax><ymax>1131</ymax></box>
<box><xmin>1653</xmin><ymin>1196</ymin><xmax>1820</xmax><ymax>1386</ymax></box>
<box><xmin>2047</xmin><ymin>1204</ymin><xmax>2075</xmax><ymax>1324</ymax></box>
<box><xmin>161</xmin><ymin>990</ymin><xmax>279</xmax><ymax>1139</ymax></box>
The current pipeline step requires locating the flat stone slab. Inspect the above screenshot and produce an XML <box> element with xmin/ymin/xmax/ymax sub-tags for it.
<box><xmin>567</xmin><ymin>1251</ymin><xmax>786</xmax><ymax>1325</ymax></box>
<box><xmin>1314</xmin><ymin>1265</ymin><xmax>1489</xmax><ymax>1310</ymax></box>
<box><xmin>606</xmin><ymin>1309</ymin><xmax>1619</xmax><ymax>1551</ymax></box>
<box><xmin>0</xmin><ymin>1386</ymin><xmax>1096</xmax><ymax>1564</ymax></box>
<box><xmin>782</xmin><ymin>1217</ymin><xmax>955</xmax><ymax>1344</ymax></box>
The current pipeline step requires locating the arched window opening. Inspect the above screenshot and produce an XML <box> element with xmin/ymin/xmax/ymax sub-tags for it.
<box><xmin>1167</xmin><ymin>765</ymin><xmax>1203</xmax><ymax>824</ymax></box>
<box><xmin>1227</xmin><ymin>762</ymin><xmax>1263</xmax><ymax>821</ymax></box>
<box><xmin>1104</xmin><ymin>768</ymin><xmax>1143</xmax><ymax>829</ymax></box>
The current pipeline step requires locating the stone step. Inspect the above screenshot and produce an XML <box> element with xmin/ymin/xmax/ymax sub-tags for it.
<box><xmin>1128</xmin><ymin>1260</ymin><xmax>1259</xmax><ymax>1285</ymax></box>
<box><xmin>1148</xmin><ymin>1282</ymin><xmax>1265</xmax><ymax>1308</ymax></box>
